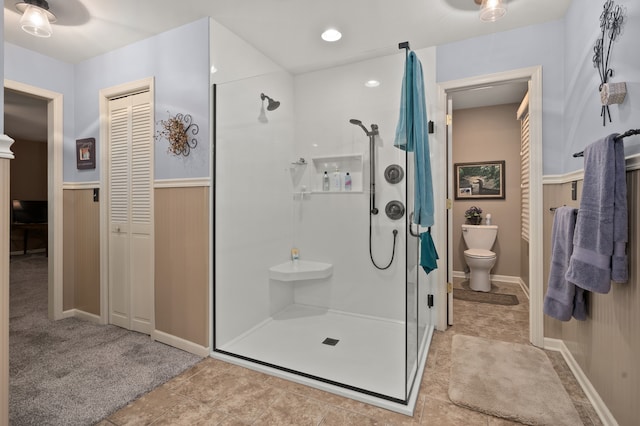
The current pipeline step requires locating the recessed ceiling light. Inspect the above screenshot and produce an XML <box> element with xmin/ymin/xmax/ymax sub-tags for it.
<box><xmin>321</xmin><ymin>28</ymin><xmax>342</xmax><ymax>42</ymax></box>
<box><xmin>210</xmin><ymin>65</ymin><xmax>218</xmax><ymax>74</ymax></box>
<box><xmin>365</xmin><ymin>80</ymin><xmax>380</xmax><ymax>88</ymax></box>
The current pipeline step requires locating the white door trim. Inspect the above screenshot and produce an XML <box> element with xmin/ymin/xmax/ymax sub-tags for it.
<box><xmin>99</xmin><ymin>77</ymin><xmax>155</xmax><ymax>326</ymax></box>
<box><xmin>435</xmin><ymin>66</ymin><xmax>544</xmax><ymax>347</ymax></box>
<box><xmin>4</xmin><ymin>79</ymin><xmax>64</xmax><ymax>321</ymax></box>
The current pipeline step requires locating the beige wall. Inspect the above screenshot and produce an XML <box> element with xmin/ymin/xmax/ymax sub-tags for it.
<box><xmin>63</xmin><ymin>189</ymin><xmax>100</xmax><ymax>314</ymax></box>
<box><xmin>154</xmin><ymin>187</ymin><xmax>209</xmax><ymax>348</ymax></box>
<box><xmin>452</xmin><ymin>104</ymin><xmax>522</xmax><ymax>277</ymax></box>
<box><xmin>543</xmin><ymin>171</ymin><xmax>640</xmax><ymax>426</ymax></box>
<box><xmin>9</xmin><ymin>139</ymin><xmax>47</xmax><ymax>201</ymax></box>
<box><xmin>62</xmin><ymin>185</ymin><xmax>210</xmax><ymax>349</ymax></box>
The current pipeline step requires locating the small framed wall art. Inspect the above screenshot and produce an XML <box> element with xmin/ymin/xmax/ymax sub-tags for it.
<box><xmin>76</xmin><ymin>137</ymin><xmax>96</xmax><ymax>169</ymax></box>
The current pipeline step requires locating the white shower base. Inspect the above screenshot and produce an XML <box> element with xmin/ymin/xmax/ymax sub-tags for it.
<box><xmin>214</xmin><ymin>303</ymin><xmax>433</xmax><ymax>415</ymax></box>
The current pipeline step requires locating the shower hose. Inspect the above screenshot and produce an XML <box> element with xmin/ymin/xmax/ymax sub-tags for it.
<box><xmin>369</xmin><ymin>212</ymin><xmax>398</xmax><ymax>270</ymax></box>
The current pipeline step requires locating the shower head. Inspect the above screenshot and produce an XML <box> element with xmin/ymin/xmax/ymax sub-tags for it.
<box><xmin>349</xmin><ymin>119</ymin><xmax>379</xmax><ymax>136</ymax></box>
<box><xmin>260</xmin><ymin>93</ymin><xmax>280</xmax><ymax>111</ymax></box>
<box><xmin>349</xmin><ymin>118</ymin><xmax>369</xmax><ymax>135</ymax></box>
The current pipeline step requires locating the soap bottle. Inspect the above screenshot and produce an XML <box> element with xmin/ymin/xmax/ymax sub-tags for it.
<box><xmin>485</xmin><ymin>213</ymin><xmax>492</xmax><ymax>226</ymax></box>
<box><xmin>344</xmin><ymin>172</ymin><xmax>352</xmax><ymax>191</ymax></box>
<box><xmin>322</xmin><ymin>171</ymin><xmax>330</xmax><ymax>191</ymax></box>
<box><xmin>332</xmin><ymin>167</ymin><xmax>341</xmax><ymax>191</ymax></box>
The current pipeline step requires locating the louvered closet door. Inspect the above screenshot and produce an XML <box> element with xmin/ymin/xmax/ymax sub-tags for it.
<box><xmin>517</xmin><ymin>91</ymin><xmax>530</xmax><ymax>243</ymax></box>
<box><xmin>108</xmin><ymin>91</ymin><xmax>154</xmax><ymax>335</ymax></box>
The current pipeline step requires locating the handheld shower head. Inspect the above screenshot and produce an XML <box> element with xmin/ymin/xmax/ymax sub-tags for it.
<box><xmin>349</xmin><ymin>118</ymin><xmax>370</xmax><ymax>135</ymax></box>
<box><xmin>260</xmin><ymin>93</ymin><xmax>280</xmax><ymax>111</ymax></box>
<box><xmin>349</xmin><ymin>119</ymin><xmax>379</xmax><ymax>136</ymax></box>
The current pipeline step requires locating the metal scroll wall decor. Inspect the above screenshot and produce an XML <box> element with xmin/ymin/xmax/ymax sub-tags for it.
<box><xmin>593</xmin><ymin>0</ymin><xmax>626</xmax><ymax>126</ymax></box>
<box><xmin>155</xmin><ymin>112</ymin><xmax>199</xmax><ymax>156</ymax></box>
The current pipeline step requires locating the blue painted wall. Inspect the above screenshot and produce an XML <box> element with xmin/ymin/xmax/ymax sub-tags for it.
<box><xmin>5</xmin><ymin>18</ymin><xmax>210</xmax><ymax>182</ymax></box>
<box><xmin>436</xmin><ymin>20</ymin><xmax>566</xmax><ymax>175</ymax></box>
<box><xmin>437</xmin><ymin>0</ymin><xmax>640</xmax><ymax>175</ymax></box>
<box><xmin>4</xmin><ymin>43</ymin><xmax>75</xmax><ymax>170</ymax></box>
<box><xmin>563</xmin><ymin>0</ymin><xmax>640</xmax><ymax>173</ymax></box>
<box><xmin>74</xmin><ymin>17</ymin><xmax>210</xmax><ymax>182</ymax></box>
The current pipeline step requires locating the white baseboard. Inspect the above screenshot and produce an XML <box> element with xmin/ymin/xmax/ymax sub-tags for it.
<box><xmin>61</xmin><ymin>309</ymin><xmax>102</xmax><ymax>323</ymax></box>
<box><xmin>544</xmin><ymin>338</ymin><xmax>618</xmax><ymax>426</ymax></box>
<box><xmin>153</xmin><ymin>329</ymin><xmax>210</xmax><ymax>357</ymax></box>
<box><xmin>518</xmin><ymin>278</ymin><xmax>530</xmax><ymax>299</ymax></box>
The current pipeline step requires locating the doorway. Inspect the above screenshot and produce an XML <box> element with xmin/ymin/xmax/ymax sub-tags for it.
<box><xmin>435</xmin><ymin>67</ymin><xmax>544</xmax><ymax>347</ymax></box>
<box><xmin>4</xmin><ymin>80</ymin><xmax>64</xmax><ymax>320</ymax></box>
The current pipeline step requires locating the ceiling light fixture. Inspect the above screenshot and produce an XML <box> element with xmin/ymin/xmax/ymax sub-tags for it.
<box><xmin>321</xmin><ymin>28</ymin><xmax>342</xmax><ymax>42</ymax></box>
<box><xmin>475</xmin><ymin>0</ymin><xmax>507</xmax><ymax>22</ymax></box>
<box><xmin>16</xmin><ymin>0</ymin><xmax>57</xmax><ymax>38</ymax></box>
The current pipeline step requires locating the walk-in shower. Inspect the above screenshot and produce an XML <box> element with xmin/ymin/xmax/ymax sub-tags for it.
<box><xmin>213</xmin><ymin>67</ymin><xmax>434</xmax><ymax>415</ymax></box>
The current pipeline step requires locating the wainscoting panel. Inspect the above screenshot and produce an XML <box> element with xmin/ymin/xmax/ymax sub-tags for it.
<box><xmin>543</xmin><ymin>170</ymin><xmax>639</xmax><ymax>425</ymax></box>
<box><xmin>63</xmin><ymin>189</ymin><xmax>100</xmax><ymax>315</ymax></box>
<box><xmin>154</xmin><ymin>186</ymin><xmax>209</xmax><ymax>348</ymax></box>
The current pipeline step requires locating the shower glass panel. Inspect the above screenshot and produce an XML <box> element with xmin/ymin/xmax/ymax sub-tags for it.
<box><xmin>214</xmin><ymin>63</ymin><xmax>433</xmax><ymax>409</ymax></box>
<box><xmin>405</xmin><ymin>151</ymin><xmax>419</xmax><ymax>394</ymax></box>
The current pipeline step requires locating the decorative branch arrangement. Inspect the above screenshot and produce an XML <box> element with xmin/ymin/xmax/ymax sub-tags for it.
<box><xmin>592</xmin><ymin>0</ymin><xmax>625</xmax><ymax>126</ymax></box>
<box><xmin>155</xmin><ymin>112</ymin><xmax>199</xmax><ymax>157</ymax></box>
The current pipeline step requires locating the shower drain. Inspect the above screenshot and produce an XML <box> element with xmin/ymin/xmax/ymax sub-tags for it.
<box><xmin>322</xmin><ymin>338</ymin><xmax>339</xmax><ymax>346</ymax></box>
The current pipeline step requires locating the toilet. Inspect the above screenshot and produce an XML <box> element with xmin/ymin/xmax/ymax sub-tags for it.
<box><xmin>461</xmin><ymin>224</ymin><xmax>498</xmax><ymax>292</ymax></box>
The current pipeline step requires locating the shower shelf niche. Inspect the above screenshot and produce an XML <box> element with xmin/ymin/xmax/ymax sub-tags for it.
<box><xmin>311</xmin><ymin>153</ymin><xmax>363</xmax><ymax>193</ymax></box>
<box><xmin>269</xmin><ymin>260</ymin><xmax>333</xmax><ymax>282</ymax></box>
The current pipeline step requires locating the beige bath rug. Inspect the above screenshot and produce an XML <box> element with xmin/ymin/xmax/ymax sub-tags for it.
<box><xmin>448</xmin><ymin>335</ymin><xmax>583</xmax><ymax>425</ymax></box>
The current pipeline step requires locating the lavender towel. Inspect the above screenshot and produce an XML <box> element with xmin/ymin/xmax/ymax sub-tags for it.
<box><xmin>544</xmin><ymin>207</ymin><xmax>586</xmax><ymax>321</ymax></box>
<box><xmin>565</xmin><ymin>134</ymin><xmax>628</xmax><ymax>293</ymax></box>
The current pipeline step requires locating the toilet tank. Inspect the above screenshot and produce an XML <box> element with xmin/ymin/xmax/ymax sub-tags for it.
<box><xmin>461</xmin><ymin>224</ymin><xmax>498</xmax><ymax>250</ymax></box>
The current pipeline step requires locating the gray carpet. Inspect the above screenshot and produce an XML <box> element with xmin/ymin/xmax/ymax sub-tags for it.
<box><xmin>9</xmin><ymin>254</ymin><xmax>203</xmax><ymax>426</ymax></box>
<box><xmin>453</xmin><ymin>288</ymin><xmax>519</xmax><ymax>305</ymax></box>
<box><xmin>449</xmin><ymin>335</ymin><xmax>583</xmax><ymax>426</ymax></box>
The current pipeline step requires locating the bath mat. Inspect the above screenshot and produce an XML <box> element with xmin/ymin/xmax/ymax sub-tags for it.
<box><xmin>448</xmin><ymin>335</ymin><xmax>582</xmax><ymax>426</ymax></box>
<box><xmin>453</xmin><ymin>288</ymin><xmax>519</xmax><ymax>305</ymax></box>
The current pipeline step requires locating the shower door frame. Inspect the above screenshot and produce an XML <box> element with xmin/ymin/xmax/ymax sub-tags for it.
<box><xmin>211</xmin><ymin>81</ymin><xmax>430</xmax><ymax>412</ymax></box>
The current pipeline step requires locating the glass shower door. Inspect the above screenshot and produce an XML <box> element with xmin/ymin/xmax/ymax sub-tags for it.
<box><xmin>405</xmin><ymin>150</ymin><xmax>420</xmax><ymax>397</ymax></box>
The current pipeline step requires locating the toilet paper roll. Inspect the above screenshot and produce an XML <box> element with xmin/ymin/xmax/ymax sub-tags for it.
<box><xmin>600</xmin><ymin>82</ymin><xmax>627</xmax><ymax>106</ymax></box>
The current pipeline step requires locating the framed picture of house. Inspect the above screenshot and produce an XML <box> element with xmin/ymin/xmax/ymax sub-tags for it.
<box><xmin>76</xmin><ymin>138</ymin><xmax>96</xmax><ymax>169</ymax></box>
<box><xmin>454</xmin><ymin>160</ymin><xmax>505</xmax><ymax>200</ymax></box>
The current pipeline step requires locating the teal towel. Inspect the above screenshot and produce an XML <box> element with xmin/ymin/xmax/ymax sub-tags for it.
<box><xmin>394</xmin><ymin>51</ymin><xmax>434</xmax><ymax>227</ymax></box>
<box><xmin>420</xmin><ymin>232</ymin><xmax>439</xmax><ymax>275</ymax></box>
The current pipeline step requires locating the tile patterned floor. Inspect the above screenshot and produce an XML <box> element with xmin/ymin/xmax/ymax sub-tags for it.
<box><xmin>97</xmin><ymin>280</ymin><xmax>602</xmax><ymax>425</ymax></box>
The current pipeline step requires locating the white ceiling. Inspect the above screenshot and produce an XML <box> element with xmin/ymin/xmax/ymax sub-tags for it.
<box><xmin>3</xmin><ymin>0</ymin><xmax>571</xmax><ymax>141</ymax></box>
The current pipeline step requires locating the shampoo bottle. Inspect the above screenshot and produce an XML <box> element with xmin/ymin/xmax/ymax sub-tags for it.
<box><xmin>322</xmin><ymin>171</ymin><xmax>330</xmax><ymax>191</ymax></box>
<box><xmin>332</xmin><ymin>168</ymin><xmax>341</xmax><ymax>191</ymax></box>
<box><xmin>344</xmin><ymin>172</ymin><xmax>352</xmax><ymax>191</ymax></box>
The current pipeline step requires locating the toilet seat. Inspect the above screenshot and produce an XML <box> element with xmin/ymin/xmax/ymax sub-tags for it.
<box><xmin>464</xmin><ymin>248</ymin><xmax>496</xmax><ymax>259</ymax></box>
